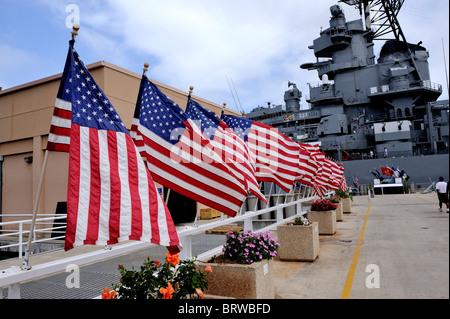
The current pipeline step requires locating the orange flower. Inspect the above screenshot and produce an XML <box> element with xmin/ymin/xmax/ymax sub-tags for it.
<box><xmin>166</xmin><ymin>253</ymin><xmax>180</xmax><ymax>267</ymax></box>
<box><xmin>154</xmin><ymin>260</ymin><xmax>161</xmax><ymax>267</ymax></box>
<box><xmin>196</xmin><ymin>288</ymin><xmax>204</xmax><ymax>299</ymax></box>
<box><xmin>101</xmin><ymin>287</ymin><xmax>117</xmax><ymax>299</ymax></box>
<box><xmin>160</xmin><ymin>283</ymin><xmax>175</xmax><ymax>299</ymax></box>
<box><xmin>205</xmin><ymin>265</ymin><xmax>212</xmax><ymax>273</ymax></box>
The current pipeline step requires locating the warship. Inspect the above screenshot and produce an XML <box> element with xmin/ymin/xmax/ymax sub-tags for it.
<box><xmin>245</xmin><ymin>0</ymin><xmax>449</xmax><ymax>187</ymax></box>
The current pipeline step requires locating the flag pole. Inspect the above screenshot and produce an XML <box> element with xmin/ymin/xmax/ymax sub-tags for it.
<box><xmin>21</xmin><ymin>150</ymin><xmax>49</xmax><ymax>270</ymax></box>
<box><xmin>143</xmin><ymin>62</ymin><xmax>173</xmax><ymax>206</ymax></box>
<box><xmin>21</xmin><ymin>24</ymin><xmax>80</xmax><ymax>270</ymax></box>
<box><xmin>188</xmin><ymin>85</ymin><xmax>203</xmax><ymax>227</ymax></box>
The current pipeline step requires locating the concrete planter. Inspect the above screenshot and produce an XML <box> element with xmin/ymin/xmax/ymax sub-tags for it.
<box><xmin>342</xmin><ymin>198</ymin><xmax>352</xmax><ymax>213</ymax></box>
<box><xmin>277</xmin><ymin>222</ymin><xmax>319</xmax><ymax>261</ymax></box>
<box><xmin>335</xmin><ymin>202</ymin><xmax>343</xmax><ymax>221</ymax></box>
<box><xmin>307</xmin><ymin>210</ymin><xmax>337</xmax><ymax>235</ymax></box>
<box><xmin>198</xmin><ymin>258</ymin><xmax>274</xmax><ymax>299</ymax></box>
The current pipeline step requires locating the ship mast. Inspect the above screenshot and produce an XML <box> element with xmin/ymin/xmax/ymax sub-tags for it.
<box><xmin>340</xmin><ymin>0</ymin><xmax>422</xmax><ymax>81</ymax></box>
<box><xmin>340</xmin><ymin>0</ymin><xmax>406</xmax><ymax>42</ymax></box>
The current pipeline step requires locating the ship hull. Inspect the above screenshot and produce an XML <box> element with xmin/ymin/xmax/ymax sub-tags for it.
<box><xmin>342</xmin><ymin>154</ymin><xmax>449</xmax><ymax>189</ymax></box>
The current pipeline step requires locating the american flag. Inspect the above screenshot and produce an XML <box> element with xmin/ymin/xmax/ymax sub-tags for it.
<box><xmin>314</xmin><ymin>158</ymin><xmax>331</xmax><ymax>189</ymax></box>
<box><xmin>328</xmin><ymin>160</ymin><xmax>344</xmax><ymax>191</ymax></box>
<box><xmin>296</xmin><ymin>144</ymin><xmax>321</xmax><ymax>187</ymax></box>
<box><xmin>221</xmin><ymin>114</ymin><xmax>300</xmax><ymax>193</ymax></box>
<box><xmin>318</xmin><ymin>158</ymin><xmax>341</xmax><ymax>191</ymax></box>
<box><xmin>308</xmin><ymin>152</ymin><xmax>327</xmax><ymax>198</ymax></box>
<box><xmin>299</xmin><ymin>143</ymin><xmax>321</xmax><ymax>154</ymax></box>
<box><xmin>47</xmin><ymin>40</ymin><xmax>180</xmax><ymax>252</ymax></box>
<box><xmin>130</xmin><ymin>76</ymin><xmax>247</xmax><ymax>218</ymax></box>
<box><xmin>340</xmin><ymin>174</ymin><xmax>348</xmax><ymax>192</ymax></box>
<box><xmin>185</xmin><ymin>98</ymin><xmax>266</xmax><ymax>203</ymax></box>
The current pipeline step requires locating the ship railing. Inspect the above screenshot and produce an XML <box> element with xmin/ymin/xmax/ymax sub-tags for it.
<box><xmin>369</xmin><ymin>80</ymin><xmax>442</xmax><ymax>95</ymax></box>
<box><xmin>308</xmin><ymin>80</ymin><xmax>335</xmax><ymax>89</ymax></box>
<box><xmin>0</xmin><ymin>187</ymin><xmax>324</xmax><ymax>299</ymax></box>
<box><xmin>0</xmin><ymin>214</ymin><xmax>66</xmax><ymax>258</ymax></box>
<box><xmin>419</xmin><ymin>80</ymin><xmax>442</xmax><ymax>92</ymax></box>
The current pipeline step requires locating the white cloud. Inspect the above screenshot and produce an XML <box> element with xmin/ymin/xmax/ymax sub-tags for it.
<box><xmin>8</xmin><ymin>0</ymin><xmax>450</xmax><ymax>110</ymax></box>
<box><xmin>89</xmin><ymin>0</ymin><xmax>340</xmax><ymax>109</ymax></box>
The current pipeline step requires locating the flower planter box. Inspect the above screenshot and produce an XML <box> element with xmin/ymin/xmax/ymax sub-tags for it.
<box><xmin>277</xmin><ymin>222</ymin><xmax>319</xmax><ymax>261</ymax></box>
<box><xmin>342</xmin><ymin>198</ymin><xmax>352</xmax><ymax>214</ymax></box>
<box><xmin>198</xmin><ymin>258</ymin><xmax>274</xmax><ymax>299</ymax></box>
<box><xmin>307</xmin><ymin>210</ymin><xmax>337</xmax><ymax>235</ymax></box>
<box><xmin>336</xmin><ymin>202</ymin><xmax>343</xmax><ymax>222</ymax></box>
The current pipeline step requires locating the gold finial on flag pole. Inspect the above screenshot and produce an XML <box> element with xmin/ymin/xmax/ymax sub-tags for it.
<box><xmin>223</xmin><ymin>102</ymin><xmax>227</xmax><ymax>110</ymax></box>
<box><xmin>188</xmin><ymin>86</ymin><xmax>194</xmax><ymax>98</ymax></box>
<box><xmin>71</xmin><ymin>24</ymin><xmax>80</xmax><ymax>41</ymax></box>
<box><xmin>143</xmin><ymin>63</ymin><xmax>149</xmax><ymax>75</ymax></box>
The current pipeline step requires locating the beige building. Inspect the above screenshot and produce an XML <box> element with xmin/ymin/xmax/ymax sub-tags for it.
<box><xmin>0</xmin><ymin>61</ymin><xmax>240</xmax><ymax>230</ymax></box>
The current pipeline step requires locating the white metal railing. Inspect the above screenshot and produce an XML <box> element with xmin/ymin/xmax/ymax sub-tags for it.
<box><xmin>369</xmin><ymin>80</ymin><xmax>443</xmax><ymax>95</ymax></box>
<box><xmin>0</xmin><ymin>215</ymin><xmax>67</xmax><ymax>258</ymax></box>
<box><xmin>0</xmin><ymin>188</ymin><xmax>322</xmax><ymax>299</ymax></box>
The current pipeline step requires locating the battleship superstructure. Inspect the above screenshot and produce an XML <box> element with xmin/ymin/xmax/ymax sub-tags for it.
<box><xmin>246</xmin><ymin>1</ymin><xmax>448</xmax><ymax>162</ymax></box>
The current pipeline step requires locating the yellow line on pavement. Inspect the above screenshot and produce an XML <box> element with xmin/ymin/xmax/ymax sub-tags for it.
<box><xmin>341</xmin><ymin>202</ymin><xmax>371</xmax><ymax>299</ymax></box>
<box><xmin>414</xmin><ymin>194</ymin><xmax>439</xmax><ymax>207</ymax></box>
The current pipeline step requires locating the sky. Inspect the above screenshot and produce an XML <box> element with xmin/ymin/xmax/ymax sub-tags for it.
<box><xmin>0</xmin><ymin>0</ymin><xmax>448</xmax><ymax>114</ymax></box>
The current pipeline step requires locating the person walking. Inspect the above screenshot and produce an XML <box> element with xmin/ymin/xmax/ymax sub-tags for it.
<box><xmin>436</xmin><ymin>177</ymin><xmax>449</xmax><ymax>213</ymax></box>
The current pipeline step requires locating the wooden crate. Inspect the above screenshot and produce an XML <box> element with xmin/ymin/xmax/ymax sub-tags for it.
<box><xmin>205</xmin><ymin>226</ymin><xmax>244</xmax><ymax>235</ymax></box>
<box><xmin>200</xmin><ymin>208</ymin><xmax>222</xmax><ymax>220</ymax></box>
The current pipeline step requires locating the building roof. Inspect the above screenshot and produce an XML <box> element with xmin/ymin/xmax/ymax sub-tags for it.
<box><xmin>0</xmin><ymin>61</ymin><xmax>236</xmax><ymax>115</ymax></box>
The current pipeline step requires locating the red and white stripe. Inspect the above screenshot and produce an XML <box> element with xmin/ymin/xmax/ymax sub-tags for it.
<box><xmin>296</xmin><ymin>147</ymin><xmax>316</xmax><ymax>186</ymax></box>
<box><xmin>299</xmin><ymin>143</ymin><xmax>321</xmax><ymax>154</ymax></box>
<box><xmin>315</xmin><ymin>158</ymin><xmax>334</xmax><ymax>189</ymax></box>
<box><xmin>247</xmin><ymin>121</ymin><xmax>300</xmax><ymax>192</ymax></box>
<box><xmin>328</xmin><ymin>160</ymin><xmax>345</xmax><ymax>190</ymax></box>
<box><xmin>308</xmin><ymin>153</ymin><xmax>327</xmax><ymax>197</ymax></box>
<box><xmin>47</xmin><ymin>98</ymin><xmax>72</xmax><ymax>152</ymax></box>
<box><xmin>65</xmin><ymin>123</ymin><xmax>179</xmax><ymax>251</ymax></box>
<box><xmin>132</xmin><ymin>118</ymin><xmax>247</xmax><ymax>218</ymax></box>
<box><xmin>340</xmin><ymin>174</ymin><xmax>348</xmax><ymax>192</ymax></box>
<box><xmin>212</xmin><ymin>122</ymin><xmax>266</xmax><ymax>203</ymax></box>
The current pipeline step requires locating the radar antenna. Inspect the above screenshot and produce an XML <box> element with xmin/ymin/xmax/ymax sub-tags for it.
<box><xmin>340</xmin><ymin>0</ymin><xmax>406</xmax><ymax>42</ymax></box>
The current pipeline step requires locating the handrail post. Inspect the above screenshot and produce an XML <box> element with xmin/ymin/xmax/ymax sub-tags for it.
<box><xmin>244</xmin><ymin>214</ymin><xmax>253</xmax><ymax>232</ymax></box>
<box><xmin>22</xmin><ymin>150</ymin><xmax>49</xmax><ymax>270</ymax></box>
<box><xmin>276</xmin><ymin>206</ymin><xmax>283</xmax><ymax>223</ymax></box>
<box><xmin>18</xmin><ymin>222</ymin><xmax>23</xmax><ymax>259</ymax></box>
<box><xmin>297</xmin><ymin>200</ymin><xmax>302</xmax><ymax>216</ymax></box>
<box><xmin>179</xmin><ymin>235</ymin><xmax>192</xmax><ymax>260</ymax></box>
<box><xmin>8</xmin><ymin>284</ymin><xmax>21</xmax><ymax>299</ymax></box>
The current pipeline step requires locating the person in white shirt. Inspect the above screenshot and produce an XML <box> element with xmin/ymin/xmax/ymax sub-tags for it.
<box><xmin>436</xmin><ymin>177</ymin><xmax>449</xmax><ymax>213</ymax></box>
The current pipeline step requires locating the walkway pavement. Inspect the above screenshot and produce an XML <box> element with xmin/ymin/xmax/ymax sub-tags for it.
<box><xmin>272</xmin><ymin>192</ymin><xmax>449</xmax><ymax>299</ymax></box>
<box><xmin>1</xmin><ymin>192</ymin><xmax>448</xmax><ymax>299</ymax></box>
